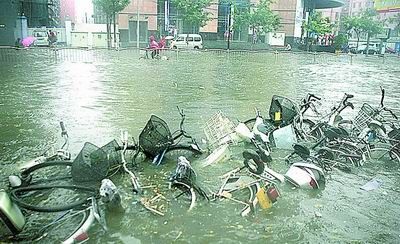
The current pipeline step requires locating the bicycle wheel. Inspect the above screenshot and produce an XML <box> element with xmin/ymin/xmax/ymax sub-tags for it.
<box><xmin>170</xmin><ymin>181</ymin><xmax>196</xmax><ymax>211</ymax></box>
<box><xmin>368</xmin><ymin>146</ymin><xmax>400</xmax><ymax>164</ymax></box>
<box><xmin>11</xmin><ymin>185</ymin><xmax>96</xmax><ymax>212</ymax></box>
<box><xmin>244</xmin><ymin>118</ymin><xmax>256</xmax><ymax>131</ymax></box>
<box><xmin>243</xmin><ymin>149</ymin><xmax>265</xmax><ymax>175</ymax></box>
<box><xmin>301</xmin><ymin>119</ymin><xmax>323</xmax><ymax>142</ymax></box>
<box><xmin>327</xmin><ymin>142</ymin><xmax>364</xmax><ymax>167</ymax></box>
<box><xmin>163</xmin><ymin>144</ymin><xmax>202</xmax><ymax>162</ymax></box>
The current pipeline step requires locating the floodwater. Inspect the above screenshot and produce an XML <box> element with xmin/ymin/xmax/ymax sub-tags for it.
<box><xmin>1</xmin><ymin>48</ymin><xmax>400</xmax><ymax>243</ymax></box>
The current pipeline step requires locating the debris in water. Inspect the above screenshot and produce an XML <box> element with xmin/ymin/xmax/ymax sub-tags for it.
<box><xmin>360</xmin><ymin>179</ymin><xmax>383</xmax><ymax>191</ymax></box>
<box><xmin>315</xmin><ymin>211</ymin><xmax>322</xmax><ymax>218</ymax></box>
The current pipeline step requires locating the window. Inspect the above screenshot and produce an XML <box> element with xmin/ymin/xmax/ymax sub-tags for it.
<box><xmin>187</xmin><ymin>37</ymin><xmax>194</xmax><ymax>42</ymax></box>
<box><xmin>177</xmin><ymin>36</ymin><xmax>185</xmax><ymax>41</ymax></box>
<box><xmin>194</xmin><ymin>37</ymin><xmax>201</xmax><ymax>41</ymax></box>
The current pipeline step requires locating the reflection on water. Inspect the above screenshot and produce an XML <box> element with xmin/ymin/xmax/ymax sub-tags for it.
<box><xmin>0</xmin><ymin>49</ymin><xmax>399</xmax><ymax>243</ymax></box>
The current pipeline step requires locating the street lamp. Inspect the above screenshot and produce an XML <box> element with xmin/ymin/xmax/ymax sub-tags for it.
<box><xmin>136</xmin><ymin>0</ymin><xmax>140</xmax><ymax>49</ymax></box>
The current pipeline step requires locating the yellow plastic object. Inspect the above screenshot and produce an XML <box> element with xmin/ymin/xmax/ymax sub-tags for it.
<box><xmin>256</xmin><ymin>188</ymin><xmax>272</xmax><ymax>209</ymax></box>
<box><xmin>274</xmin><ymin>112</ymin><xmax>282</xmax><ymax>122</ymax></box>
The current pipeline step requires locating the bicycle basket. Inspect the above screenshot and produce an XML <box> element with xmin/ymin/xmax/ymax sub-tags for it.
<box><xmin>203</xmin><ymin>111</ymin><xmax>237</xmax><ymax>149</ymax></box>
<box><xmin>100</xmin><ymin>140</ymin><xmax>121</xmax><ymax>167</ymax></box>
<box><xmin>353</xmin><ymin>103</ymin><xmax>377</xmax><ymax>132</ymax></box>
<box><xmin>139</xmin><ymin>115</ymin><xmax>173</xmax><ymax>157</ymax></box>
<box><xmin>71</xmin><ymin>142</ymin><xmax>111</xmax><ymax>182</ymax></box>
<box><xmin>388</xmin><ymin>129</ymin><xmax>400</xmax><ymax>146</ymax></box>
<box><xmin>269</xmin><ymin>95</ymin><xmax>299</xmax><ymax>127</ymax></box>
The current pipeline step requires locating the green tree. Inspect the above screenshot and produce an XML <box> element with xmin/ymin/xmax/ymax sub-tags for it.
<box><xmin>389</xmin><ymin>13</ymin><xmax>400</xmax><ymax>33</ymax></box>
<box><xmin>233</xmin><ymin>0</ymin><xmax>280</xmax><ymax>37</ymax></box>
<box><xmin>333</xmin><ymin>33</ymin><xmax>348</xmax><ymax>51</ymax></box>
<box><xmin>360</xmin><ymin>9</ymin><xmax>384</xmax><ymax>56</ymax></box>
<box><xmin>93</xmin><ymin>0</ymin><xmax>130</xmax><ymax>49</ymax></box>
<box><xmin>342</xmin><ymin>15</ymin><xmax>363</xmax><ymax>48</ymax></box>
<box><xmin>171</xmin><ymin>0</ymin><xmax>212</xmax><ymax>33</ymax></box>
<box><xmin>305</xmin><ymin>12</ymin><xmax>334</xmax><ymax>37</ymax></box>
<box><xmin>342</xmin><ymin>10</ymin><xmax>384</xmax><ymax>54</ymax></box>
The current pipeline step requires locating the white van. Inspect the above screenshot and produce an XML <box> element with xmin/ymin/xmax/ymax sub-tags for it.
<box><xmin>32</xmin><ymin>30</ymin><xmax>49</xmax><ymax>46</ymax></box>
<box><xmin>171</xmin><ymin>34</ymin><xmax>203</xmax><ymax>49</ymax></box>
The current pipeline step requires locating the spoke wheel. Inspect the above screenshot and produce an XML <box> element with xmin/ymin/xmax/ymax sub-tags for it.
<box><xmin>368</xmin><ymin>146</ymin><xmax>400</xmax><ymax>164</ymax></box>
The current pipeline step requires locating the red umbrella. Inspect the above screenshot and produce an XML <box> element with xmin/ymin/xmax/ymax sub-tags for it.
<box><xmin>21</xmin><ymin>36</ymin><xmax>36</xmax><ymax>47</ymax></box>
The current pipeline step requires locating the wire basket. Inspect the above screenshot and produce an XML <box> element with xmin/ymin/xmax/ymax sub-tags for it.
<box><xmin>71</xmin><ymin>142</ymin><xmax>110</xmax><ymax>183</ymax></box>
<box><xmin>139</xmin><ymin>115</ymin><xmax>173</xmax><ymax>157</ymax></box>
<box><xmin>203</xmin><ymin>111</ymin><xmax>237</xmax><ymax>149</ymax></box>
<box><xmin>353</xmin><ymin>103</ymin><xmax>378</xmax><ymax>133</ymax></box>
<box><xmin>100</xmin><ymin>139</ymin><xmax>121</xmax><ymax>167</ymax></box>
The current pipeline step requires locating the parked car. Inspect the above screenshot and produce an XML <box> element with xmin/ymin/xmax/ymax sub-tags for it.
<box><xmin>170</xmin><ymin>34</ymin><xmax>203</xmax><ymax>49</ymax></box>
<box><xmin>32</xmin><ymin>30</ymin><xmax>49</xmax><ymax>46</ymax></box>
<box><xmin>359</xmin><ymin>43</ymin><xmax>380</xmax><ymax>54</ymax></box>
<box><xmin>385</xmin><ymin>47</ymin><xmax>396</xmax><ymax>54</ymax></box>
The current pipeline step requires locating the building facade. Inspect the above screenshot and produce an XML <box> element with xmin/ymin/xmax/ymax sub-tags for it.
<box><xmin>18</xmin><ymin>0</ymin><xmax>61</xmax><ymax>27</ymax></box>
<box><xmin>112</xmin><ymin>0</ymin><xmax>344</xmax><ymax>47</ymax></box>
<box><xmin>0</xmin><ymin>1</ymin><xmax>19</xmax><ymax>45</ymax></box>
<box><xmin>60</xmin><ymin>0</ymin><xmax>76</xmax><ymax>25</ymax></box>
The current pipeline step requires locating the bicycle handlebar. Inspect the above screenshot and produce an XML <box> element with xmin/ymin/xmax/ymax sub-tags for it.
<box><xmin>380</xmin><ymin>86</ymin><xmax>385</xmax><ymax>107</ymax></box>
<box><xmin>307</xmin><ymin>93</ymin><xmax>321</xmax><ymax>101</ymax></box>
<box><xmin>60</xmin><ymin>121</ymin><xmax>68</xmax><ymax>137</ymax></box>
<box><xmin>177</xmin><ymin>106</ymin><xmax>186</xmax><ymax>132</ymax></box>
<box><xmin>115</xmin><ymin>145</ymin><xmax>137</xmax><ymax>151</ymax></box>
<box><xmin>383</xmin><ymin>107</ymin><xmax>398</xmax><ymax>120</ymax></box>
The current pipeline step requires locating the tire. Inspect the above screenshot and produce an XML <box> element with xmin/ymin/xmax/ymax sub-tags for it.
<box><xmin>327</xmin><ymin>141</ymin><xmax>365</xmax><ymax>167</ymax></box>
<box><xmin>368</xmin><ymin>146</ymin><xmax>400</xmax><ymax>164</ymax></box>
<box><xmin>194</xmin><ymin>46</ymin><xmax>199</xmax><ymax>49</ymax></box>
<box><xmin>21</xmin><ymin>160</ymin><xmax>73</xmax><ymax>178</ymax></box>
<box><xmin>173</xmin><ymin>46</ymin><xmax>177</xmax><ymax>49</ymax></box>
<box><xmin>170</xmin><ymin>181</ymin><xmax>196</xmax><ymax>211</ymax></box>
<box><xmin>244</xmin><ymin>118</ymin><xmax>256</xmax><ymax>131</ymax></box>
<box><xmin>243</xmin><ymin>149</ymin><xmax>265</xmax><ymax>175</ymax></box>
<box><xmin>301</xmin><ymin>119</ymin><xmax>322</xmax><ymax>141</ymax></box>
<box><xmin>162</xmin><ymin>144</ymin><xmax>202</xmax><ymax>162</ymax></box>
<box><xmin>167</xmin><ymin>144</ymin><xmax>202</xmax><ymax>154</ymax></box>
<box><xmin>11</xmin><ymin>185</ymin><xmax>96</xmax><ymax>212</ymax></box>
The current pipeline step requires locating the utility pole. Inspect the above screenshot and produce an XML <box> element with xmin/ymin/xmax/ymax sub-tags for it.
<box><xmin>227</xmin><ymin>2</ymin><xmax>232</xmax><ymax>50</ymax></box>
<box><xmin>136</xmin><ymin>0</ymin><xmax>140</xmax><ymax>49</ymax></box>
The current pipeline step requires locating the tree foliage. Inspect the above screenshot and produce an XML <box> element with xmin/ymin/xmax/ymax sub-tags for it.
<box><xmin>233</xmin><ymin>0</ymin><xmax>280</xmax><ymax>34</ymax></box>
<box><xmin>389</xmin><ymin>13</ymin><xmax>400</xmax><ymax>32</ymax></box>
<box><xmin>305</xmin><ymin>12</ymin><xmax>334</xmax><ymax>36</ymax></box>
<box><xmin>333</xmin><ymin>33</ymin><xmax>348</xmax><ymax>50</ymax></box>
<box><xmin>343</xmin><ymin>10</ymin><xmax>384</xmax><ymax>37</ymax></box>
<box><xmin>93</xmin><ymin>0</ymin><xmax>130</xmax><ymax>16</ymax></box>
<box><xmin>342</xmin><ymin>9</ymin><xmax>384</xmax><ymax>50</ymax></box>
<box><xmin>342</xmin><ymin>15</ymin><xmax>363</xmax><ymax>37</ymax></box>
<box><xmin>360</xmin><ymin>9</ymin><xmax>384</xmax><ymax>36</ymax></box>
<box><xmin>171</xmin><ymin>0</ymin><xmax>213</xmax><ymax>28</ymax></box>
<box><xmin>92</xmin><ymin>0</ymin><xmax>130</xmax><ymax>48</ymax></box>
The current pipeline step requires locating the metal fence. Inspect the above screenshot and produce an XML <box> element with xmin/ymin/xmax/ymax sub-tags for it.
<box><xmin>0</xmin><ymin>46</ymin><xmax>398</xmax><ymax>65</ymax></box>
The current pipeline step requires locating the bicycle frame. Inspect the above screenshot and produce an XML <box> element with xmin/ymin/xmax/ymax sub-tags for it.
<box><xmin>20</xmin><ymin>122</ymin><xmax>71</xmax><ymax>171</ymax></box>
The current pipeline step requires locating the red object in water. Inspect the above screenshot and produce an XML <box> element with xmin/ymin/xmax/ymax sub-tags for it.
<box><xmin>74</xmin><ymin>232</ymin><xmax>89</xmax><ymax>242</ymax></box>
<box><xmin>266</xmin><ymin>186</ymin><xmax>280</xmax><ymax>203</ymax></box>
<box><xmin>309</xmin><ymin>178</ymin><xmax>317</xmax><ymax>189</ymax></box>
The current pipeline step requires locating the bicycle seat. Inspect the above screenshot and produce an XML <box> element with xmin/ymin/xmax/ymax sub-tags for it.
<box><xmin>292</xmin><ymin>143</ymin><xmax>310</xmax><ymax>160</ymax></box>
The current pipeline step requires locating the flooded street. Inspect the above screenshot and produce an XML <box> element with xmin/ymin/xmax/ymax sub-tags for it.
<box><xmin>1</xmin><ymin>49</ymin><xmax>400</xmax><ymax>243</ymax></box>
